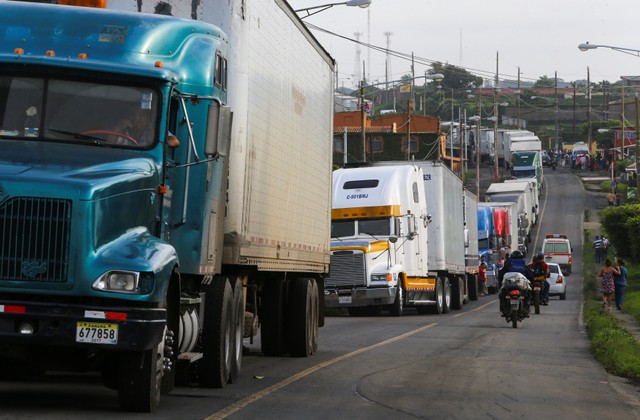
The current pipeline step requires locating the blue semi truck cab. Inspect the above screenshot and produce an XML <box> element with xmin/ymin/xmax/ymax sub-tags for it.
<box><xmin>0</xmin><ymin>2</ymin><xmax>233</xmax><ymax>412</ymax></box>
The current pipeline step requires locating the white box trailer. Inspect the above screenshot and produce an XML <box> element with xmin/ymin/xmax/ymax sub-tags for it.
<box><xmin>407</xmin><ymin>161</ymin><xmax>470</xmax><ymax>309</ymax></box>
<box><xmin>498</xmin><ymin>130</ymin><xmax>534</xmax><ymax>161</ymax></box>
<box><xmin>505</xmin><ymin>178</ymin><xmax>540</xmax><ymax>225</ymax></box>
<box><xmin>510</xmin><ymin>138</ymin><xmax>542</xmax><ymax>153</ymax></box>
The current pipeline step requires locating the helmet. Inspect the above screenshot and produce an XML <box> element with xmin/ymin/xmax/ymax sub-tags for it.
<box><xmin>535</xmin><ymin>252</ymin><xmax>544</xmax><ymax>261</ymax></box>
<box><xmin>509</xmin><ymin>250</ymin><xmax>524</xmax><ymax>259</ymax></box>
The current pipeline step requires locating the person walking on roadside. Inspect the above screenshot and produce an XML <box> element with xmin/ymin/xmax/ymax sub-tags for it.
<box><xmin>614</xmin><ymin>259</ymin><xmax>628</xmax><ymax>310</ymax></box>
<box><xmin>593</xmin><ymin>235</ymin><xmax>603</xmax><ymax>264</ymax></box>
<box><xmin>597</xmin><ymin>258</ymin><xmax>620</xmax><ymax>313</ymax></box>
<box><xmin>607</xmin><ymin>190</ymin><xmax>616</xmax><ymax>206</ymax></box>
<box><xmin>478</xmin><ymin>256</ymin><xmax>488</xmax><ymax>296</ymax></box>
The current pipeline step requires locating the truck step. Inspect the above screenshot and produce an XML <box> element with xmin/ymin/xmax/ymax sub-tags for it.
<box><xmin>178</xmin><ymin>352</ymin><xmax>203</xmax><ymax>363</ymax></box>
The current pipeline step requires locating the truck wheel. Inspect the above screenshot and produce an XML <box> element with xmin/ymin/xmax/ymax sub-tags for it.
<box><xmin>118</xmin><ymin>341</ymin><xmax>163</xmax><ymax>412</ymax></box>
<box><xmin>451</xmin><ymin>276</ymin><xmax>464</xmax><ymax>310</ymax></box>
<box><xmin>428</xmin><ymin>277</ymin><xmax>444</xmax><ymax>314</ymax></box>
<box><xmin>467</xmin><ymin>274</ymin><xmax>478</xmax><ymax>301</ymax></box>
<box><xmin>390</xmin><ymin>285</ymin><xmax>403</xmax><ymax>316</ymax></box>
<box><xmin>261</xmin><ymin>279</ymin><xmax>286</xmax><ymax>356</ymax></box>
<box><xmin>228</xmin><ymin>277</ymin><xmax>245</xmax><ymax>383</ymax></box>
<box><xmin>287</xmin><ymin>278</ymin><xmax>319</xmax><ymax>357</ymax></box>
<box><xmin>198</xmin><ymin>277</ymin><xmax>233</xmax><ymax>388</ymax></box>
<box><xmin>442</xmin><ymin>278</ymin><xmax>451</xmax><ymax>314</ymax></box>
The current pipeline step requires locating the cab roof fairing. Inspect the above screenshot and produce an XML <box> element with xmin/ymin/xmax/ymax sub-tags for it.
<box><xmin>0</xmin><ymin>1</ymin><xmax>228</xmax><ymax>93</ymax></box>
<box><xmin>332</xmin><ymin>165</ymin><xmax>421</xmax><ymax>213</ymax></box>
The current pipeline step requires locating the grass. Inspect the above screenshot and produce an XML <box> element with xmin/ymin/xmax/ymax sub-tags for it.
<box><xmin>583</xmin><ymin>219</ymin><xmax>640</xmax><ymax>382</ymax></box>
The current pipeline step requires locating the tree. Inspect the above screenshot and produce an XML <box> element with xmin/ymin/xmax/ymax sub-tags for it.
<box><xmin>428</xmin><ymin>62</ymin><xmax>482</xmax><ymax>99</ymax></box>
<box><xmin>533</xmin><ymin>75</ymin><xmax>555</xmax><ymax>89</ymax></box>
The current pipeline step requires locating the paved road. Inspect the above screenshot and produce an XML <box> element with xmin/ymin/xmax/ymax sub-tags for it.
<box><xmin>1</xmin><ymin>167</ymin><xmax>639</xmax><ymax>419</ymax></box>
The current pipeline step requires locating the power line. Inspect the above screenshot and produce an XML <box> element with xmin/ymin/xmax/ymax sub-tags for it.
<box><xmin>305</xmin><ymin>22</ymin><xmax>541</xmax><ymax>83</ymax></box>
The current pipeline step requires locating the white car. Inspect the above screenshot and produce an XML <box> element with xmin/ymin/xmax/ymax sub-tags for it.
<box><xmin>547</xmin><ymin>262</ymin><xmax>566</xmax><ymax>300</ymax></box>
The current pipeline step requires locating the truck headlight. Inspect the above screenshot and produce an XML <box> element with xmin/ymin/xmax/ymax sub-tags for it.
<box><xmin>93</xmin><ymin>271</ymin><xmax>139</xmax><ymax>293</ymax></box>
<box><xmin>371</xmin><ymin>273</ymin><xmax>392</xmax><ymax>282</ymax></box>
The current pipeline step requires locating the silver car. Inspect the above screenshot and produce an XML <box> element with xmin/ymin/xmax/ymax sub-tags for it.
<box><xmin>547</xmin><ymin>263</ymin><xmax>566</xmax><ymax>300</ymax></box>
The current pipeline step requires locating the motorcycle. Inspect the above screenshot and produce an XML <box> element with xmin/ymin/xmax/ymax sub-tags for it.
<box><xmin>500</xmin><ymin>272</ymin><xmax>531</xmax><ymax>328</ymax></box>
<box><xmin>505</xmin><ymin>289</ymin><xmax>526</xmax><ymax>328</ymax></box>
<box><xmin>551</xmin><ymin>160</ymin><xmax>557</xmax><ymax>171</ymax></box>
<box><xmin>531</xmin><ymin>277</ymin><xmax>545</xmax><ymax>314</ymax></box>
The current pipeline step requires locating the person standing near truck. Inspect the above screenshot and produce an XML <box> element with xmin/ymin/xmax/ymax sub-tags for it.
<box><xmin>478</xmin><ymin>256</ymin><xmax>488</xmax><ymax>296</ymax></box>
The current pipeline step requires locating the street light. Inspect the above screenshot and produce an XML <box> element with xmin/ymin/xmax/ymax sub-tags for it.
<box><xmin>579</xmin><ymin>41</ymin><xmax>640</xmax><ymax>195</ymax></box>
<box><xmin>295</xmin><ymin>0</ymin><xmax>372</xmax><ymax>19</ymax></box>
<box><xmin>578</xmin><ymin>42</ymin><xmax>640</xmax><ymax>57</ymax></box>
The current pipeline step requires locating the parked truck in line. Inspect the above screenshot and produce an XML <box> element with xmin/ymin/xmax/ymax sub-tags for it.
<box><xmin>510</xmin><ymin>151</ymin><xmax>544</xmax><ymax>195</ymax></box>
<box><xmin>325</xmin><ymin>161</ymin><xmax>473</xmax><ymax>315</ymax></box>
<box><xmin>477</xmin><ymin>206</ymin><xmax>498</xmax><ymax>293</ymax></box>
<box><xmin>485</xmin><ymin>183</ymin><xmax>532</xmax><ymax>255</ymax></box>
<box><xmin>505</xmin><ymin>178</ymin><xmax>540</xmax><ymax>225</ymax></box>
<box><xmin>0</xmin><ymin>0</ymin><xmax>333</xmax><ymax>412</ymax></box>
<box><xmin>497</xmin><ymin>130</ymin><xmax>534</xmax><ymax>164</ymax></box>
<box><xmin>479</xmin><ymin>201</ymin><xmax>522</xmax><ymax>261</ymax></box>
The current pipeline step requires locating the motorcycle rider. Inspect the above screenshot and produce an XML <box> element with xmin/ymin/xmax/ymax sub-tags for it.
<box><xmin>498</xmin><ymin>250</ymin><xmax>534</xmax><ymax>315</ymax></box>
<box><xmin>529</xmin><ymin>252</ymin><xmax>550</xmax><ymax>305</ymax></box>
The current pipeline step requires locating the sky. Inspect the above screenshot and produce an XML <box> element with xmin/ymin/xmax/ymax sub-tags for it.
<box><xmin>289</xmin><ymin>0</ymin><xmax>640</xmax><ymax>90</ymax></box>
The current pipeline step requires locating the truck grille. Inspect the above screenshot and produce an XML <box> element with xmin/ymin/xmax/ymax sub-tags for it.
<box><xmin>326</xmin><ymin>251</ymin><xmax>366</xmax><ymax>287</ymax></box>
<box><xmin>0</xmin><ymin>197</ymin><xmax>72</xmax><ymax>283</ymax></box>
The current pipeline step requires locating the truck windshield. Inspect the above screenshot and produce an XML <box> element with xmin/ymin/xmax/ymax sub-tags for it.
<box><xmin>513</xmin><ymin>169</ymin><xmax>536</xmax><ymax>178</ymax></box>
<box><xmin>0</xmin><ymin>75</ymin><xmax>159</xmax><ymax>149</ymax></box>
<box><xmin>331</xmin><ymin>218</ymin><xmax>392</xmax><ymax>238</ymax></box>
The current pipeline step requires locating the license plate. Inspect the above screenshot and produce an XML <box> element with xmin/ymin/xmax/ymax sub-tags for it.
<box><xmin>76</xmin><ymin>322</ymin><xmax>118</xmax><ymax>345</ymax></box>
<box><xmin>338</xmin><ymin>296</ymin><xmax>352</xmax><ymax>304</ymax></box>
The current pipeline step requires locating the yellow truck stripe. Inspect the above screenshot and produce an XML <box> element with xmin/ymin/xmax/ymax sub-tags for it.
<box><xmin>332</xmin><ymin>205</ymin><xmax>401</xmax><ymax>220</ymax></box>
<box><xmin>331</xmin><ymin>240</ymin><xmax>389</xmax><ymax>254</ymax></box>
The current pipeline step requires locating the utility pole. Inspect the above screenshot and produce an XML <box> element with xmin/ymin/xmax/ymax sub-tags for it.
<box><xmin>493</xmin><ymin>51</ymin><xmax>499</xmax><ymax>181</ymax></box>
<box><xmin>360</xmin><ymin>79</ymin><xmax>366</xmax><ymax>162</ymax></box>
<box><xmin>636</xmin><ymin>94</ymin><xmax>640</xmax><ymax>194</ymax></box>
<box><xmin>554</xmin><ymin>71</ymin><xmax>559</xmax><ymax>152</ymax></box>
<box><xmin>516</xmin><ymin>67</ymin><xmax>521</xmax><ymax>129</ymax></box>
<box><xmin>587</xmin><ymin>67</ymin><xmax>592</xmax><ymax>156</ymax></box>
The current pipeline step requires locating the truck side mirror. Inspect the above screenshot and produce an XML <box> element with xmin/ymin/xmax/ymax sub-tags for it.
<box><xmin>205</xmin><ymin>103</ymin><xmax>232</xmax><ymax>157</ymax></box>
<box><xmin>463</xmin><ymin>228</ymin><xmax>469</xmax><ymax>248</ymax></box>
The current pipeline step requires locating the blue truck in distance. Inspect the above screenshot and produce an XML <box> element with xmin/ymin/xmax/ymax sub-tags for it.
<box><xmin>477</xmin><ymin>206</ymin><xmax>498</xmax><ymax>293</ymax></box>
<box><xmin>0</xmin><ymin>0</ymin><xmax>333</xmax><ymax>412</ymax></box>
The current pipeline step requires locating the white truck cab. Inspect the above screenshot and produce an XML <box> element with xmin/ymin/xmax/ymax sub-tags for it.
<box><xmin>542</xmin><ymin>234</ymin><xmax>573</xmax><ymax>275</ymax></box>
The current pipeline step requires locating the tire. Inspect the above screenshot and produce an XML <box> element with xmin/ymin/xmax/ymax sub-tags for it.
<box><xmin>428</xmin><ymin>277</ymin><xmax>444</xmax><ymax>314</ymax></box>
<box><xmin>118</xmin><ymin>341</ymin><xmax>163</xmax><ymax>412</ymax></box>
<box><xmin>390</xmin><ymin>285</ymin><xmax>404</xmax><ymax>316</ymax></box>
<box><xmin>512</xmin><ymin>316</ymin><xmax>518</xmax><ymax>328</ymax></box>
<box><xmin>451</xmin><ymin>276</ymin><xmax>464</xmax><ymax>310</ymax></box>
<box><xmin>260</xmin><ymin>279</ymin><xmax>286</xmax><ymax>356</ymax></box>
<box><xmin>198</xmin><ymin>277</ymin><xmax>233</xmax><ymax>388</ymax></box>
<box><xmin>287</xmin><ymin>278</ymin><xmax>319</xmax><ymax>357</ymax></box>
<box><xmin>442</xmin><ymin>278</ymin><xmax>451</xmax><ymax>314</ymax></box>
<box><xmin>560</xmin><ymin>290</ymin><xmax>567</xmax><ymax>300</ymax></box>
<box><xmin>467</xmin><ymin>274</ymin><xmax>478</xmax><ymax>301</ymax></box>
<box><xmin>534</xmin><ymin>290</ymin><xmax>540</xmax><ymax>315</ymax></box>
<box><xmin>228</xmin><ymin>277</ymin><xmax>245</xmax><ymax>383</ymax></box>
